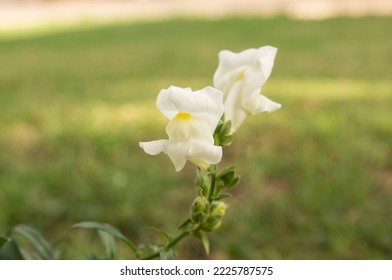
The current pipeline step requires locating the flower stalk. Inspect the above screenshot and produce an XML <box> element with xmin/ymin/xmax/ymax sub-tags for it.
<box><xmin>0</xmin><ymin>45</ymin><xmax>281</xmax><ymax>260</ymax></box>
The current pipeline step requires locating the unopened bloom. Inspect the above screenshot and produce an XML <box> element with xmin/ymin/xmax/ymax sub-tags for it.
<box><xmin>213</xmin><ymin>46</ymin><xmax>281</xmax><ymax>132</ymax></box>
<box><xmin>139</xmin><ymin>86</ymin><xmax>224</xmax><ymax>172</ymax></box>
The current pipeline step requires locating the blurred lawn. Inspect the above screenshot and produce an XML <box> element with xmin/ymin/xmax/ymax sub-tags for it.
<box><xmin>0</xmin><ymin>16</ymin><xmax>391</xmax><ymax>259</ymax></box>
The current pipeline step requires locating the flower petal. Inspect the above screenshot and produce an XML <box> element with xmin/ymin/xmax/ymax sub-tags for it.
<box><xmin>223</xmin><ymin>80</ymin><xmax>249</xmax><ymax>132</ymax></box>
<box><xmin>188</xmin><ymin>140</ymin><xmax>222</xmax><ymax>166</ymax></box>
<box><xmin>157</xmin><ymin>86</ymin><xmax>224</xmax><ymax>133</ymax></box>
<box><xmin>254</xmin><ymin>46</ymin><xmax>277</xmax><ymax>84</ymax></box>
<box><xmin>214</xmin><ymin>47</ymin><xmax>276</xmax><ymax>93</ymax></box>
<box><xmin>164</xmin><ymin>141</ymin><xmax>189</xmax><ymax>171</ymax></box>
<box><xmin>166</xmin><ymin>114</ymin><xmax>214</xmax><ymax>143</ymax></box>
<box><xmin>245</xmin><ymin>93</ymin><xmax>282</xmax><ymax>114</ymax></box>
<box><xmin>139</xmin><ymin>140</ymin><xmax>167</xmax><ymax>155</ymax></box>
<box><xmin>213</xmin><ymin>46</ymin><xmax>279</xmax><ymax>132</ymax></box>
<box><xmin>156</xmin><ymin>86</ymin><xmax>192</xmax><ymax>120</ymax></box>
<box><xmin>193</xmin><ymin>86</ymin><xmax>225</xmax><ymax>132</ymax></box>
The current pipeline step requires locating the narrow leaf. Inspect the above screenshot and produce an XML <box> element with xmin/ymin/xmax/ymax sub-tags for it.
<box><xmin>0</xmin><ymin>238</ymin><xmax>24</xmax><ymax>260</ymax></box>
<box><xmin>13</xmin><ymin>224</ymin><xmax>54</xmax><ymax>260</ymax></box>
<box><xmin>193</xmin><ymin>231</ymin><xmax>210</xmax><ymax>255</ymax></box>
<box><xmin>72</xmin><ymin>221</ymin><xmax>137</xmax><ymax>255</ymax></box>
<box><xmin>98</xmin><ymin>230</ymin><xmax>116</xmax><ymax>259</ymax></box>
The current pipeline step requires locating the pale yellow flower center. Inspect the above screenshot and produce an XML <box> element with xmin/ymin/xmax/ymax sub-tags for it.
<box><xmin>174</xmin><ymin>112</ymin><xmax>192</xmax><ymax>121</ymax></box>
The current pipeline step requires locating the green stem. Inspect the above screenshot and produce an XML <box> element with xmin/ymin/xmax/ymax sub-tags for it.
<box><xmin>141</xmin><ymin>231</ymin><xmax>189</xmax><ymax>260</ymax></box>
<box><xmin>207</xmin><ymin>165</ymin><xmax>217</xmax><ymax>202</ymax></box>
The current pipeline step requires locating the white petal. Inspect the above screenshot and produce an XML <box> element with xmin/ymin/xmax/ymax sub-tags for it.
<box><xmin>241</xmin><ymin>47</ymin><xmax>277</xmax><ymax>104</ymax></box>
<box><xmin>188</xmin><ymin>140</ymin><xmax>222</xmax><ymax>165</ymax></box>
<box><xmin>255</xmin><ymin>46</ymin><xmax>277</xmax><ymax>83</ymax></box>
<box><xmin>139</xmin><ymin>140</ymin><xmax>167</xmax><ymax>155</ymax></box>
<box><xmin>157</xmin><ymin>86</ymin><xmax>224</xmax><ymax>133</ymax></box>
<box><xmin>223</xmin><ymin>80</ymin><xmax>249</xmax><ymax>132</ymax></box>
<box><xmin>245</xmin><ymin>93</ymin><xmax>282</xmax><ymax>114</ymax></box>
<box><xmin>214</xmin><ymin>47</ymin><xmax>275</xmax><ymax>91</ymax></box>
<box><xmin>192</xmin><ymin>86</ymin><xmax>224</xmax><ymax>132</ymax></box>
<box><xmin>214</xmin><ymin>46</ymin><xmax>277</xmax><ymax>94</ymax></box>
<box><xmin>156</xmin><ymin>86</ymin><xmax>192</xmax><ymax>120</ymax></box>
<box><xmin>215</xmin><ymin>48</ymin><xmax>259</xmax><ymax>78</ymax></box>
<box><xmin>214</xmin><ymin>50</ymin><xmax>249</xmax><ymax>93</ymax></box>
<box><xmin>164</xmin><ymin>142</ymin><xmax>189</xmax><ymax>172</ymax></box>
<box><xmin>166</xmin><ymin>114</ymin><xmax>214</xmax><ymax>143</ymax></box>
<box><xmin>158</xmin><ymin>139</ymin><xmax>223</xmax><ymax>172</ymax></box>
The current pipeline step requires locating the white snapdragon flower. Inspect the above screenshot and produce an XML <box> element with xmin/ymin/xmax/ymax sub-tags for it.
<box><xmin>213</xmin><ymin>46</ymin><xmax>281</xmax><ymax>132</ymax></box>
<box><xmin>139</xmin><ymin>86</ymin><xmax>224</xmax><ymax>172</ymax></box>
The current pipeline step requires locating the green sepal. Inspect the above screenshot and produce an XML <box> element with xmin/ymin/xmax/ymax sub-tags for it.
<box><xmin>221</xmin><ymin>120</ymin><xmax>232</xmax><ymax>136</ymax></box>
<box><xmin>0</xmin><ymin>238</ymin><xmax>24</xmax><ymax>260</ymax></box>
<box><xmin>193</xmin><ymin>230</ymin><xmax>210</xmax><ymax>255</ymax></box>
<box><xmin>72</xmin><ymin>221</ymin><xmax>138</xmax><ymax>256</ymax></box>
<box><xmin>214</xmin><ymin>121</ymin><xmax>225</xmax><ymax>135</ymax></box>
<box><xmin>220</xmin><ymin>135</ymin><xmax>233</xmax><ymax>146</ymax></box>
<box><xmin>213</xmin><ymin>192</ymin><xmax>233</xmax><ymax>200</ymax></box>
<box><xmin>195</xmin><ymin>168</ymin><xmax>209</xmax><ymax>195</ymax></box>
<box><xmin>214</xmin><ymin>119</ymin><xmax>233</xmax><ymax>146</ymax></box>
<box><xmin>190</xmin><ymin>196</ymin><xmax>210</xmax><ymax>224</ymax></box>
<box><xmin>178</xmin><ymin>218</ymin><xmax>198</xmax><ymax>232</ymax></box>
<box><xmin>200</xmin><ymin>201</ymin><xmax>227</xmax><ymax>232</ymax></box>
<box><xmin>13</xmin><ymin>224</ymin><xmax>54</xmax><ymax>260</ymax></box>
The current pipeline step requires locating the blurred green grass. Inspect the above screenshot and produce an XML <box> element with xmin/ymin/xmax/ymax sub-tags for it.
<box><xmin>0</xmin><ymin>16</ymin><xmax>391</xmax><ymax>259</ymax></box>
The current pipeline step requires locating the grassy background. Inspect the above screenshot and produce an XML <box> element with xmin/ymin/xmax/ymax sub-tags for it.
<box><xmin>0</xmin><ymin>16</ymin><xmax>391</xmax><ymax>259</ymax></box>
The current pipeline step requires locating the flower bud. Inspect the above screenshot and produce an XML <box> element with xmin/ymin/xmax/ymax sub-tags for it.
<box><xmin>201</xmin><ymin>201</ymin><xmax>228</xmax><ymax>232</ymax></box>
<box><xmin>191</xmin><ymin>196</ymin><xmax>210</xmax><ymax>224</ymax></box>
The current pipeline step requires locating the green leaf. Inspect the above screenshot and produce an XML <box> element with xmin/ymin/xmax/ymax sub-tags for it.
<box><xmin>193</xmin><ymin>231</ymin><xmax>210</xmax><ymax>255</ymax></box>
<box><xmin>72</xmin><ymin>221</ymin><xmax>138</xmax><ymax>255</ymax></box>
<box><xmin>98</xmin><ymin>230</ymin><xmax>116</xmax><ymax>259</ymax></box>
<box><xmin>224</xmin><ymin>176</ymin><xmax>240</xmax><ymax>189</ymax></box>
<box><xmin>13</xmin><ymin>224</ymin><xmax>54</xmax><ymax>260</ymax></box>
<box><xmin>219</xmin><ymin>166</ymin><xmax>236</xmax><ymax>178</ymax></box>
<box><xmin>0</xmin><ymin>238</ymin><xmax>24</xmax><ymax>260</ymax></box>
<box><xmin>217</xmin><ymin>166</ymin><xmax>240</xmax><ymax>189</ymax></box>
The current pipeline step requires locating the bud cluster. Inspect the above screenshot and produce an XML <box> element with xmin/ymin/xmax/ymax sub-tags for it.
<box><xmin>190</xmin><ymin>196</ymin><xmax>228</xmax><ymax>232</ymax></box>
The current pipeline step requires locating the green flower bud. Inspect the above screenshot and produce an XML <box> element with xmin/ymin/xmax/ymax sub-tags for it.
<box><xmin>201</xmin><ymin>201</ymin><xmax>228</xmax><ymax>232</ymax></box>
<box><xmin>195</xmin><ymin>168</ymin><xmax>209</xmax><ymax>195</ymax></box>
<box><xmin>214</xmin><ymin>119</ymin><xmax>233</xmax><ymax>146</ymax></box>
<box><xmin>191</xmin><ymin>196</ymin><xmax>210</xmax><ymax>224</ymax></box>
